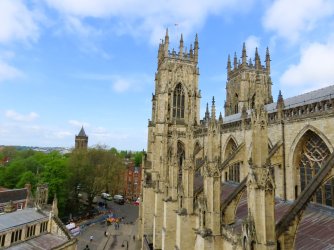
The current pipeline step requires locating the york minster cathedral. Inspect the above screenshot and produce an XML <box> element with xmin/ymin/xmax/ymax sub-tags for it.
<box><xmin>138</xmin><ymin>30</ymin><xmax>334</xmax><ymax>250</ymax></box>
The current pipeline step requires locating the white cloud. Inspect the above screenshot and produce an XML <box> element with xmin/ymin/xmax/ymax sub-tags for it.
<box><xmin>44</xmin><ymin>0</ymin><xmax>254</xmax><ymax>44</ymax></box>
<box><xmin>74</xmin><ymin>73</ymin><xmax>152</xmax><ymax>93</ymax></box>
<box><xmin>63</xmin><ymin>15</ymin><xmax>101</xmax><ymax>37</ymax></box>
<box><xmin>5</xmin><ymin>110</ymin><xmax>39</xmax><ymax>122</ymax></box>
<box><xmin>245</xmin><ymin>35</ymin><xmax>260</xmax><ymax>56</ymax></box>
<box><xmin>280</xmin><ymin>39</ymin><xmax>334</xmax><ymax>89</ymax></box>
<box><xmin>0</xmin><ymin>61</ymin><xmax>22</xmax><ymax>82</ymax></box>
<box><xmin>263</xmin><ymin>0</ymin><xmax>334</xmax><ymax>42</ymax></box>
<box><xmin>54</xmin><ymin>131</ymin><xmax>72</xmax><ymax>139</ymax></box>
<box><xmin>0</xmin><ymin>0</ymin><xmax>40</xmax><ymax>43</ymax></box>
<box><xmin>112</xmin><ymin>78</ymin><xmax>131</xmax><ymax>93</ymax></box>
<box><xmin>68</xmin><ymin>119</ymin><xmax>90</xmax><ymax>128</ymax></box>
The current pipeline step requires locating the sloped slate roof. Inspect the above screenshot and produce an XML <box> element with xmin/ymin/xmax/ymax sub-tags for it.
<box><xmin>223</xmin><ymin>84</ymin><xmax>334</xmax><ymax>124</ymax></box>
<box><xmin>0</xmin><ymin>188</ymin><xmax>27</xmax><ymax>204</ymax></box>
<box><xmin>266</xmin><ymin>84</ymin><xmax>334</xmax><ymax>112</ymax></box>
<box><xmin>77</xmin><ymin>126</ymin><xmax>87</xmax><ymax>137</ymax></box>
<box><xmin>7</xmin><ymin>233</ymin><xmax>69</xmax><ymax>250</ymax></box>
<box><xmin>0</xmin><ymin>208</ymin><xmax>47</xmax><ymax>232</ymax></box>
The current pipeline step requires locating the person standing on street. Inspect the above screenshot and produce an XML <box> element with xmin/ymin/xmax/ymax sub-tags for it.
<box><xmin>90</xmin><ymin>235</ymin><xmax>93</xmax><ymax>242</ymax></box>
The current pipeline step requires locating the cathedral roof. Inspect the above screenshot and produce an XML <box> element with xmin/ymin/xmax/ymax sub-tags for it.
<box><xmin>266</xmin><ymin>84</ymin><xmax>334</xmax><ymax>112</ymax></box>
<box><xmin>77</xmin><ymin>126</ymin><xmax>87</xmax><ymax>137</ymax></box>
<box><xmin>223</xmin><ymin>84</ymin><xmax>334</xmax><ymax>124</ymax></box>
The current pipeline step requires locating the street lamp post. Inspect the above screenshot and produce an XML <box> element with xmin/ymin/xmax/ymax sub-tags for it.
<box><xmin>122</xmin><ymin>240</ymin><xmax>129</xmax><ymax>250</ymax></box>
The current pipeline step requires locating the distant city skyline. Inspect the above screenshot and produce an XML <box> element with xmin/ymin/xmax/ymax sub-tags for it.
<box><xmin>0</xmin><ymin>0</ymin><xmax>333</xmax><ymax>150</ymax></box>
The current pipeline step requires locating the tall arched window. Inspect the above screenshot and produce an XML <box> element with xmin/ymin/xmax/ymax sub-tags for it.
<box><xmin>234</xmin><ymin>93</ymin><xmax>239</xmax><ymax>113</ymax></box>
<box><xmin>177</xmin><ymin>141</ymin><xmax>185</xmax><ymax>188</ymax></box>
<box><xmin>173</xmin><ymin>83</ymin><xmax>185</xmax><ymax>119</ymax></box>
<box><xmin>298</xmin><ymin>130</ymin><xmax>334</xmax><ymax>207</ymax></box>
<box><xmin>225</xmin><ymin>138</ymin><xmax>240</xmax><ymax>183</ymax></box>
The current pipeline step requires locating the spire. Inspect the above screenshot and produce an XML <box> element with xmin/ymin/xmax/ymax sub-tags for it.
<box><xmin>242</xmin><ymin>42</ymin><xmax>247</xmax><ymax>66</ymax></box>
<box><xmin>211</xmin><ymin>96</ymin><xmax>216</xmax><ymax>120</ymax></box>
<box><xmin>189</xmin><ymin>44</ymin><xmax>193</xmax><ymax>58</ymax></box>
<box><xmin>276</xmin><ymin>90</ymin><xmax>284</xmax><ymax>109</ymax></box>
<box><xmin>249</xmin><ymin>57</ymin><xmax>253</xmax><ymax>67</ymax></box>
<box><xmin>265</xmin><ymin>47</ymin><xmax>271</xmax><ymax>74</ymax></box>
<box><xmin>179</xmin><ymin>33</ymin><xmax>184</xmax><ymax>57</ymax></box>
<box><xmin>219</xmin><ymin>112</ymin><xmax>223</xmax><ymax>122</ymax></box>
<box><xmin>233</xmin><ymin>52</ymin><xmax>238</xmax><ymax>69</ymax></box>
<box><xmin>205</xmin><ymin>102</ymin><xmax>210</xmax><ymax>121</ymax></box>
<box><xmin>227</xmin><ymin>54</ymin><xmax>231</xmax><ymax>74</ymax></box>
<box><xmin>255</xmin><ymin>47</ymin><xmax>261</xmax><ymax>70</ymax></box>
<box><xmin>164</xmin><ymin>28</ymin><xmax>169</xmax><ymax>56</ymax></box>
<box><xmin>194</xmin><ymin>33</ymin><xmax>199</xmax><ymax>63</ymax></box>
<box><xmin>78</xmin><ymin>126</ymin><xmax>87</xmax><ymax>137</ymax></box>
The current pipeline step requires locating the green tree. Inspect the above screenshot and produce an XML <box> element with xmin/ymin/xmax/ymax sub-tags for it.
<box><xmin>16</xmin><ymin>171</ymin><xmax>37</xmax><ymax>188</ymax></box>
<box><xmin>67</xmin><ymin>147</ymin><xmax>125</xmax><ymax>210</ymax></box>
<box><xmin>40</xmin><ymin>155</ymin><xmax>69</xmax><ymax>216</ymax></box>
<box><xmin>133</xmin><ymin>151</ymin><xmax>144</xmax><ymax>166</ymax></box>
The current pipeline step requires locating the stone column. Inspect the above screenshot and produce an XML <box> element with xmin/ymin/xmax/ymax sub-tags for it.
<box><xmin>153</xmin><ymin>191</ymin><xmax>164</xmax><ymax>249</ymax></box>
<box><xmin>161</xmin><ymin>200</ymin><xmax>178</xmax><ymax>250</ymax></box>
<box><xmin>176</xmin><ymin>214</ymin><xmax>196</xmax><ymax>249</ymax></box>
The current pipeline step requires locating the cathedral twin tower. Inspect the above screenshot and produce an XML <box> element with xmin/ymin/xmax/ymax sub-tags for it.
<box><xmin>139</xmin><ymin>30</ymin><xmax>278</xmax><ymax>250</ymax></box>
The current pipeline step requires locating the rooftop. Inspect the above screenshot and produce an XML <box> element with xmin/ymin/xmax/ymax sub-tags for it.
<box><xmin>7</xmin><ymin>233</ymin><xmax>69</xmax><ymax>250</ymax></box>
<box><xmin>0</xmin><ymin>188</ymin><xmax>28</xmax><ymax>204</ymax></box>
<box><xmin>223</xmin><ymin>84</ymin><xmax>334</xmax><ymax>124</ymax></box>
<box><xmin>0</xmin><ymin>208</ymin><xmax>47</xmax><ymax>232</ymax></box>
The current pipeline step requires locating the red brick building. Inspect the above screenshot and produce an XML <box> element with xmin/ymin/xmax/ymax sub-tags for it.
<box><xmin>123</xmin><ymin>162</ymin><xmax>141</xmax><ymax>201</ymax></box>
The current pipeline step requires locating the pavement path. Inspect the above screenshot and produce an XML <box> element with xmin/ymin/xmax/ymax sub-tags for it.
<box><xmin>76</xmin><ymin>202</ymin><xmax>140</xmax><ymax>250</ymax></box>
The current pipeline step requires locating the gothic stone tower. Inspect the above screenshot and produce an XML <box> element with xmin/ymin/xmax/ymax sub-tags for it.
<box><xmin>75</xmin><ymin>126</ymin><xmax>88</xmax><ymax>150</ymax></box>
<box><xmin>140</xmin><ymin>29</ymin><xmax>200</xmax><ymax>250</ymax></box>
<box><xmin>225</xmin><ymin>44</ymin><xmax>273</xmax><ymax>116</ymax></box>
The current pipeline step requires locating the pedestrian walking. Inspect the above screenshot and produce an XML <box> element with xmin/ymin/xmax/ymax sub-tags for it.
<box><xmin>84</xmin><ymin>244</ymin><xmax>90</xmax><ymax>250</ymax></box>
<box><xmin>104</xmin><ymin>231</ymin><xmax>108</xmax><ymax>237</ymax></box>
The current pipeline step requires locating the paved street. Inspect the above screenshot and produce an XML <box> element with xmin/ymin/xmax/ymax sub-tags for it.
<box><xmin>76</xmin><ymin>200</ymin><xmax>139</xmax><ymax>250</ymax></box>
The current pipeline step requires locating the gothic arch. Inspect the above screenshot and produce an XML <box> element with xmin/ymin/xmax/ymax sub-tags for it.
<box><xmin>172</xmin><ymin>83</ymin><xmax>186</xmax><ymax>120</ymax></box>
<box><xmin>289</xmin><ymin>125</ymin><xmax>333</xmax><ymax>198</ymax></box>
<box><xmin>222</xmin><ymin>135</ymin><xmax>238</xmax><ymax>159</ymax></box>
<box><xmin>292</xmin><ymin>128</ymin><xmax>334</xmax><ymax>207</ymax></box>
<box><xmin>223</xmin><ymin>136</ymin><xmax>242</xmax><ymax>183</ymax></box>
<box><xmin>289</xmin><ymin>125</ymin><xmax>333</xmax><ymax>167</ymax></box>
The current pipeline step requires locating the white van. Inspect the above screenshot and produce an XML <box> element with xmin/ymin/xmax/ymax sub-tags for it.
<box><xmin>113</xmin><ymin>194</ymin><xmax>125</xmax><ymax>205</ymax></box>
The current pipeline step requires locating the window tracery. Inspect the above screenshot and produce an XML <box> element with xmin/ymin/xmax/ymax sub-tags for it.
<box><xmin>225</xmin><ymin>139</ymin><xmax>240</xmax><ymax>183</ymax></box>
<box><xmin>299</xmin><ymin>131</ymin><xmax>334</xmax><ymax>207</ymax></box>
<box><xmin>173</xmin><ymin>83</ymin><xmax>185</xmax><ymax>119</ymax></box>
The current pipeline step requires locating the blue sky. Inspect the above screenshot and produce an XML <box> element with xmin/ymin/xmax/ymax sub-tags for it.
<box><xmin>0</xmin><ymin>0</ymin><xmax>334</xmax><ymax>150</ymax></box>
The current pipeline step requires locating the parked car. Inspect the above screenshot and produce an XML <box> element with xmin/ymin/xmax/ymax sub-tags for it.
<box><xmin>101</xmin><ymin>193</ymin><xmax>112</xmax><ymax>200</ymax></box>
<box><xmin>113</xmin><ymin>194</ymin><xmax>125</xmax><ymax>205</ymax></box>
<box><xmin>133</xmin><ymin>197</ymin><xmax>140</xmax><ymax>206</ymax></box>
